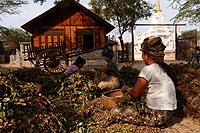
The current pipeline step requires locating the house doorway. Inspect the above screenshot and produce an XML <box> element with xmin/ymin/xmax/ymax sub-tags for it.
<box><xmin>83</xmin><ymin>34</ymin><xmax>94</xmax><ymax>50</ymax></box>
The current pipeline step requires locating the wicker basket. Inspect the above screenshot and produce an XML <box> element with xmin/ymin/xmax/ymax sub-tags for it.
<box><xmin>102</xmin><ymin>89</ymin><xmax>123</xmax><ymax>110</ymax></box>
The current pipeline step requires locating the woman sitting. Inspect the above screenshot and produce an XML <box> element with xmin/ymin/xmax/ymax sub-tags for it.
<box><xmin>112</xmin><ymin>37</ymin><xmax>177</xmax><ymax>127</ymax></box>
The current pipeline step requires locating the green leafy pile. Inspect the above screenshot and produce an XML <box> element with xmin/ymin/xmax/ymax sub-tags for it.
<box><xmin>116</xmin><ymin>93</ymin><xmax>146</xmax><ymax>114</ymax></box>
<box><xmin>119</xmin><ymin>65</ymin><xmax>140</xmax><ymax>87</ymax></box>
<box><xmin>11</xmin><ymin>67</ymin><xmax>56</xmax><ymax>96</ymax></box>
<box><xmin>0</xmin><ymin>68</ymin><xmax>100</xmax><ymax>132</ymax></box>
<box><xmin>55</xmin><ymin>73</ymin><xmax>98</xmax><ymax>109</ymax></box>
<box><xmin>0</xmin><ymin>74</ymin><xmax>61</xmax><ymax>132</ymax></box>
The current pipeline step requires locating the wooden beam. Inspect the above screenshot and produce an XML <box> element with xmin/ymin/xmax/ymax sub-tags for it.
<box><xmin>135</xmin><ymin>23</ymin><xmax>186</xmax><ymax>26</ymax></box>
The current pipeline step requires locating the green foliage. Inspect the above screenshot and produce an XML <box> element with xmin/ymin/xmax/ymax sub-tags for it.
<box><xmin>33</xmin><ymin>0</ymin><xmax>46</xmax><ymax>4</ymax></box>
<box><xmin>12</xmin><ymin>67</ymin><xmax>49</xmax><ymax>82</ymax></box>
<box><xmin>89</xmin><ymin>0</ymin><xmax>153</xmax><ymax>60</ymax></box>
<box><xmin>33</xmin><ymin>0</ymin><xmax>80</xmax><ymax>5</ymax></box>
<box><xmin>169</xmin><ymin>0</ymin><xmax>200</xmax><ymax>25</ymax></box>
<box><xmin>89</xmin><ymin>0</ymin><xmax>153</xmax><ymax>36</ymax></box>
<box><xmin>116</xmin><ymin>93</ymin><xmax>146</xmax><ymax>113</ymax></box>
<box><xmin>0</xmin><ymin>0</ymin><xmax>28</xmax><ymax>16</ymax></box>
<box><xmin>0</xmin><ymin>26</ymin><xmax>30</xmax><ymax>52</ymax></box>
<box><xmin>187</xmin><ymin>63</ymin><xmax>200</xmax><ymax>69</ymax></box>
<box><xmin>0</xmin><ymin>0</ymin><xmax>81</xmax><ymax>19</ymax></box>
<box><xmin>119</xmin><ymin>66</ymin><xmax>140</xmax><ymax>87</ymax></box>
<box><xmin>0</xmin><ymin>74</ymin><xmax>61</xmax><ymax>132</ymax></box>
<box><xmin>56</xmin><ymin>73</ymin><xmax>98</xmax><ymax>108</ymax></box>
<box><xmin>11</xmin><ymin>67</ymin><xmax>57</xmax><ymax>96</ymax></box>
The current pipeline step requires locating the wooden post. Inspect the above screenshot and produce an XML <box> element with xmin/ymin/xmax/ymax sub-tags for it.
<box><xmin>132</xmin><ymin>26</ymin><xmax>134</xmax><ymax>61</ymax></box>
<box><xmin>175</xmin><ymin>24</ymin><xmax>178</xmax><ymax>60</ymax></box>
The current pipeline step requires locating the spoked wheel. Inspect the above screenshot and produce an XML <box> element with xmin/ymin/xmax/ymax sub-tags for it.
<box><xmin>36</xmin><ymin>49</ymin><xmax>68</xmax><ymax>74</ymax></box>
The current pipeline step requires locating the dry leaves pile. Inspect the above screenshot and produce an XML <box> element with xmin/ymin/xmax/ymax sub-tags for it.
<box><xmin>171</xmin><ymin>63</ymin><xmax>200</xmax><ymax>118</ymax></box>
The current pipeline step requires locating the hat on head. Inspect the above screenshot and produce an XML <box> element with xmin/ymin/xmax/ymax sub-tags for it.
<box><xmin>140</xmin><ymin>37</ymin><xmax>166</xmax><ymax>62</ymax></box>
<box><xmin>102</xmin><ymin>48</ymin><xmax>114</xmax><ymax>58</ymax></box>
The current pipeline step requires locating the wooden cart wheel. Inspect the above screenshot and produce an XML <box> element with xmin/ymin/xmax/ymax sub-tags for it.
<box><xmin>36</xmin><ymin>49</ymin><xmax>68</xmax><ymax>74</ymax></box>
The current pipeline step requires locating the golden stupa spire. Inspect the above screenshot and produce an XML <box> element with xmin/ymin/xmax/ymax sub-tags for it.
<box><xmin>156</xmin><ymin>0</ymin><xmax>162</xmax><ymax>12</ymax></box>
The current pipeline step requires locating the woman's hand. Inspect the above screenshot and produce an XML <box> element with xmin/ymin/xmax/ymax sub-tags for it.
<box><xmin>94</xmin><ymin>66</ymin><xmax>108</xmax><ymax>73</ymax></box>
<box><xmin>121</xmin><ymin>86</ymin><xmax>129</xmax><ymax>93</ymax></box>
<box><xmin>94</xmin><ymin>68</ymin><xmax>98</xmax><ymax>71</ymax></box>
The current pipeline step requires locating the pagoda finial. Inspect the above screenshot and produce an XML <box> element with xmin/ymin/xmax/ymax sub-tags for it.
<box><xmin>156</xmin><ymin>0</ymin><xmax>162</xmax><ymax>12</ymax></box>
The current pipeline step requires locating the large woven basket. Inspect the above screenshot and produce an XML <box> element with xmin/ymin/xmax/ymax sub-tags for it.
<box><xmin>102</xmin><ymin>89</ymin><xmax>123</xmax><ymax>110</ymax></box>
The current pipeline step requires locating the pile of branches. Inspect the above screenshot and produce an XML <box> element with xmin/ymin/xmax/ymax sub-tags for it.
<box><xmin>170</xmin><ymin>63</ymin><xmax>200</xmax><ymax>118</ymax></box>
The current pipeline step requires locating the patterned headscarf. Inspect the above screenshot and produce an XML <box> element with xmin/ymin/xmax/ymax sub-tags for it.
<box><xmin>140</xmin><ymin>37</ymin><xmax>166</xmax><ymax>63</ymax></box>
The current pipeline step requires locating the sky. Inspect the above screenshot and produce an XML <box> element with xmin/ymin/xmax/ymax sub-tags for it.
<box><xmin>1</xmin><ymin>0</ymin><xmax>199</xmax><ymax>41</ymax></box>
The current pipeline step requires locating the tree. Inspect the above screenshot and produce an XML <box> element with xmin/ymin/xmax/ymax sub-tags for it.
<box><xmin>169</xmin><ymin>0</ymin><xmax>200</xmax><ymax>25</ymax></box>
<box><xmin>0</xmin><ymin>26</ymin><xmax>30</xmax><ymax>53</ymax></box>
<box><xmin>33</xmin><ymin>0</ymin><xmax>80</xmax><ymax>5</ymax></box>
<box><xmin>0</xmin><ymin>0</ymin><xmax>28</xmax><ymax>16</ymax></box>
<box><xmin>89</xmin><ymin>0</ymin><xmax>153</xmax><ymax>61</ymax></box>
<box><xmin>0</xmin><ymin>0</ymin><xmax>79</xmax><ymax>17</ymax></box>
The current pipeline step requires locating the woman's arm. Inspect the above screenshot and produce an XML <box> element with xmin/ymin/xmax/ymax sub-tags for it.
<box><xmin>94</xmin><ymin>66</ymin><xmax>108</xmax><ymax>73</ymax></box>
<box><xmin>75</xmin><ymin>69</ymin><xmax>81</xmax><ymax>73</ymax></box>
<box><xmin>122</xmin><ymin>77</ymin><xmax>148</xmax><ymax>98</ymax></box>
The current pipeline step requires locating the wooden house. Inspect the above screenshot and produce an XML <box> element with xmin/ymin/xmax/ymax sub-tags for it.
<box><xmin>21</xmin><ymin>0</ymin><xmax>115</xmax><ymax>54</ymax></box>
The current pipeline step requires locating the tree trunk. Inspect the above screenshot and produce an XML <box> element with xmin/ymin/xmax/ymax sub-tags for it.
<box><xmin>125</xmin><ymin>43</ymin><xmax>129</xmax><ymax>61</ymax></box>
<box><xmin>118</xmin><ymin>36</ymin><xmax>125</xmax><ymax>62</ymax></box>
<box><xmin>131</xmin><ymin>26</ymin><xmax>134</xmax><ymax>61</ymax></box>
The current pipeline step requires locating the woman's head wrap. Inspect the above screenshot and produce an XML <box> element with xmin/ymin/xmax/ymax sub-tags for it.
<box><xmin>102</xmin><ymin>48</ymin><xmax>114</xmax><ymax>58</ymax></box>
<box><xmin>140</xmin><ymin>37</ymin><xmax>166</xmax><ymax>62</ymax></box>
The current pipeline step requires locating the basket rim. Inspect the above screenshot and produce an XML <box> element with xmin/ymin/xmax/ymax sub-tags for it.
<box><xmin>102</xmin><ymin>89</ymin><xmax>123</xmax><ymax>98</ymax></box>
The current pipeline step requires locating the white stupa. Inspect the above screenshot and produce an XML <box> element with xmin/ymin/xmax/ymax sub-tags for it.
<box><xmin>134</xmin><ymin>0</ymin><xmax>181</xmax><ymax>60</ymax></box>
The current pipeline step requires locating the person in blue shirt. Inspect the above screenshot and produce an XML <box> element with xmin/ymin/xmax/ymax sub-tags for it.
<box><xmin>94</xmin><ymin>48</ymin><xmax>120</xmax><ymax>90</ymax></box>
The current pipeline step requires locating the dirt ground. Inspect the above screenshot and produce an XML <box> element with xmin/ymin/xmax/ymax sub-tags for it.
<box><xmin>1</xmin><ymin>60</ymin><xmax>200</xmax><ymax>132</ymax></box>
<box><xmin>163</xmin><ymin>116</ymin><xmax>200</xmax><ymax>133</ymax></box>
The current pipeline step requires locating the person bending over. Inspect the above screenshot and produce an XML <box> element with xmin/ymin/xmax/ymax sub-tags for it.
<box><xmin>64</xmin><ymin>56</ymin><xmax>86</xmax><ymax>77</ymax></box>
<box><xmin>95</xmin><ymin>48</ymin><xmax>120</xmax><ymax>90</ymax></box>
